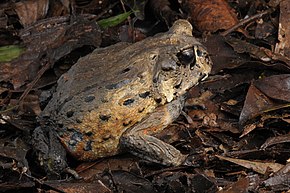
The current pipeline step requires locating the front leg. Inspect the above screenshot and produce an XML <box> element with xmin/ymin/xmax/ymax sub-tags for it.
<box><xmin>32</xmin><ymin>126</ymin><xmax>68</xmax><ymax>176</ymax></box>
<box><xmin>120</xmin><ymin>97</ymin><xmax>187</xmax><ymax>166</ymax></box>
<box><xmin>32</xmin><ymin>126</ymin><xmax>82</xmax><ymax>179</ymax></box>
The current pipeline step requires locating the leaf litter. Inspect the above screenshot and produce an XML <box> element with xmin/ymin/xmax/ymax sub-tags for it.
<box><xmin>0</xmin><ymin>0</ymin><xmax>290</xmax><ymax>192</ymax></box>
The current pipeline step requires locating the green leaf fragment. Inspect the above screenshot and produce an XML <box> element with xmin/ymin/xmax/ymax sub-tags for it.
<box><xmin>97</xmin><ymin>11</ymin><xmax>133</xmax><ymax>29</ymax></box>
<box><xmin>0</xmin><ymin>45</ymin><xmax>24</xmax><ymax>62</ymax></box>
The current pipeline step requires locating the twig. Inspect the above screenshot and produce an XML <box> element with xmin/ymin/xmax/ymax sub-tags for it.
<box><xmin>18</xmin><ymin>61</ymin><xmax>51</xmax><ymax>106</ymax></box>
<box><xmin>144</xmin><ymin>166</ymin><xmax>188</xmax><ymax>178</ymax></box>
<box><xmin>22</xmin><ymin>173</ymin><xmax>65</xmax><ymax>193</ymax></box>
<box><xmin>220</xmin><ymin>9</ymin><xmax>273</xmax><ymax>36</ymax></box>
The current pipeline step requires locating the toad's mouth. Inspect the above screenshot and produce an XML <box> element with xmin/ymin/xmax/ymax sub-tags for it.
<box><xmin>199</xmin><ymin>73</ymin><xmax>209</xmax><ymax>82</ymax></box>
<box><xmin>173</xmin><ymin>70</ymin><xmax>209</xmax><ymax>98</ymax></box>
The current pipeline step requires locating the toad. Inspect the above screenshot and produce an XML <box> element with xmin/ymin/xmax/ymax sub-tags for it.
<box><xmin>36</xmin><ymin>19</ymin><xmax>212</xmax><ymax>174</ymax></box>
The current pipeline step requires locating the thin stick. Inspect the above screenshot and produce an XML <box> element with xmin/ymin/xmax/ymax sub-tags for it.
<box><xmin>220</xmin><ymin>9</ymin><xmax>272</xmax><ymax>36</ymax></box>
<box><xmin>18</xmin><ymin>61</ymin><xmax>50</xmax><ymax>105</ymax></box>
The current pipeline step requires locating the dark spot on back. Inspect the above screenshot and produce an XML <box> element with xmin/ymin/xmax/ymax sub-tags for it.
<box><xmin>85</xmin><ymin>131</ymin><xmax>93</xmax><ymax>136</ymax></box>
<box><xmin>85</xmin><ymin>95</ymin><xmax>95</xmax><ymax>102</ymax></box>
<box><xmin>105</xmin><ymin>79</ymin><xmax>131</xmax><ymax>90</ymax></box>
<box><xmin>83</xmin><ymin>141</ymin><xmax>92</xmax><ymax>151</ymax></box>
<box><xmin>99</xmin><ymin>114</ymin><xmax>111</xmax><ymax>121</ymax></box>
<box><xmin>121</xmin><ymin>67</ymin><xmax>131</xmax><ymax>73</ymax></box>
<box><xmin>67</xmin><ymin>127</ymin><xmax>75</xmax><ymax>131</ymax></box>
<box><xmin>101</xmin><ymin>98</ymin><xmax>109</xmax><ymax>103</ymax></box>
<box><xmin>139</xmin><ymin>91</ymin><xmax>150</xmax><ymax>98</ymax></box>
<box><xmin>138</xmin><ymin>107</ymin><xmax>145</xmax><ymax>113</ymax></box>
<box><xmin>69</xmin><ymin>131</ymin><xmax>83</xmax><ymax>146</ymax></box>
<box><xmin>155</xmin><ymin>97</ymin><xmax>162</xmax><ymax>103</ymax></box>
<box><xmin>57</xmin><ymin>96</ymin><xmax>73</xmax><ymax>114</ymax></box>
<box><xmin>123</xmin><ymin>98</ymin><xmax>134</xmax><ymax>106</ymax></box>
<box><xmin>66</xmin><ymin>111</ymin><xmax>74</xmax><ymax>118</ymax></box>
<box><xmin>105</xmin><ymin>83</ymin><xmax>118</xmax><ymax>90</ymax></box>
<box><xmin>123</xmin><ymin>120</ymin><xmax>132</xmax><ymax>126</ymax></box>
<box><xmin>71</xmin><ymin>131</ymin><xmax>83</xmax><ymax>141</ymax></box>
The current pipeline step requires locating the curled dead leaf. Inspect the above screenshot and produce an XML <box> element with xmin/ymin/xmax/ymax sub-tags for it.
<box><xmin>182</xmin><ymin>0</ymin><xmax>239</xmax><ymax>32</ymax></box>
<box><xmin>216</xmin><ymin>155</ymin><xmax>284</xmax><ymax>174</ymax></box>
<box><xmin>14</xmin><ymin>0</ymin><xmax>49</xmax><ymax>26</ymax></box>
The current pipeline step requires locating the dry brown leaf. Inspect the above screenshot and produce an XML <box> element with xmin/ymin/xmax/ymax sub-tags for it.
<box><xmin>218</xmin><ymin>177</ymin><xmax>250</xmax><ymax>193</ymax></box>
<box><xmin>275</xmin><ymin>1</ymin><xmax>290</xmax><ymax>57</ymax></box>
<box><xmin>182</xmin><ymin>0</ymin><xmax>239</xmax><ymax>32</ymax></box>
<box><xmin>45</xmin><ymin>181</ymin><xmax>113</xmax><ymax>193</ymax></box>
<box><xmin>240</xmin><ymin>123</ymin><xmax>259</xmax><ymax>138</ymax></box>
<box><xmin>255</xmin><ymin>18</ymin><xmax>276</xmax><ymax>39</ymax></box>
<box><xmin>203</xmin><ymin>35</ymin><xmax>249</xmax><ymax>73</ymax></box>
<box><xmin>240</xmin><ymin>74</ymin><xmax>290</xmax><ymax>126</ymax></box>
<box><xmin>225</xmin><ymin>36</ymin><xmax>272</xmax><ymax>62</ymax></box>
<box><xmin>216</xmin><ymin>155</ymin><xmax>284</xmax><ymax>174</ymax></box>
<box><xmin>76</xmin><ymin>157</ymin><xmax>139</xmax><ymax>180</ymax></box>
<box><xmin>149</xmin><ymin>0</ymin><xmax>180</xmax><ymax>25</ymax></box>
<box><xmin>260</xmin><ymin>133</ymin><xmax>290</xmax><ymax>149</ymax></box>
<box><xmin>226</xmin><ymin>36</ymin><xmax>290</xmax><ymax>66</ymax></box>
<box><xmin>239</xmin><ymin>84</ymin><xmax>276</xmax><ymax>126</ymax></box>
<box><xmin>254</xmin><ymin>74</ymin><xmax>290</xmax><ymax>102</ymax></box>
<box><xmin>19</xmin><ymin>93</ymin><xmax>41</xmax><ymax>115</ymax></box>
<box><xmin>0</xmin><ymin>16</ymin><xmax>101</xmax><ymax>89</ymax></box>
<box><xmin>263</xmin><ymin>173</ymin><xmax>290</xmax><ymax>190</ymax></box>
<box><xmin>14</xmin><ymin>0</ymin><xmax>49</xmax><ymax>26</ymax></box>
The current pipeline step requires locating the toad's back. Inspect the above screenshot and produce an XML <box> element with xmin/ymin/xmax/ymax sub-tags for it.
<box><xmin>42</xmin><ymin>41</ymin><xmax>162</xmax><ymax>160</ymax></box>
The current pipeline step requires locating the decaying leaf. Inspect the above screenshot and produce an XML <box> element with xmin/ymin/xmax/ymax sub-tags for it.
<box><xmin>77</xmin><ymin>157</ymin><xmax>139</xmax><ymax>180</ymax></box>
<box><xmin>0</xmin><ymin>16</ymin><xmax>101</xmax><ymax>89</ymax></box>
<box><xmin>226</xmin><ymin>36</ymin><xmax>290</xmax><ymax>66</ymax></box>
<box><xmin>260</xmin><ymin>133</ymin><xmax>290</xmax><ymax>149</ymax></box>
<box><xmin>255</xmin><ymin>18</ymin><xmax>276</xmax><ymax>39</ymax></box>
<box><xmin>154</xmin><ymin>171</ymin><xmax>217</xmax><ymax>193</ymax></box>
<box><xmin>275</xmin><ymin>1</ymin><xmax>290</xmax><ymax>57</ymax></box>
<box><xmin>149</xmin><ymin>0</ymin><xmax>181</xmax><ymax>25</ymax></box>
<box><xmin>226</xmin><ymin>36</ymin><xmax>272</xmax><ymax>62</ymax></box>
<box><xmin>0</xmin><ymin>137</ymin><xmax>30</xmax><ymax>172</ymax></box>
<box><xmin>239</xmin><ymin>84</ymin><xmax>280</xmax><ymax>126</ymax></box>
<box><xmin>203</xmin><ymin>35</ymin><xmax>249</xmax><ymax>73</ymax></box>
<box><xmin>1</xmin><ymin>0</ymin><xmax>290</xmax><ymax>192</ymax></box>
<box><xmin>182</xmin><ymin>0</ymin><xmax>239</xmax><ymax>32</ymax></box>
<box><xmin>102</xmin><ymin>171</ymin><xmax>156</xmax><ymax>193</ymax></box>
<box><xmin>14</xmin><ymin>0</ymin><xmax>49</xmax><ymax>26</ymax></box>
<box><xmin>264</xmin><ymin>173</ymin><xmax>290</xmax><ymax>190</ymax></box>
<box><xmin>254</xmin><ymin>74</ymin><xmax>290</xmax><ymax>102</ymax></box>
<box><xmin>218</xmin><ymin>176</ymin><xmax>250</xmax><ymax>193</ymax></box>
<box><xmin>216</xmin><ymin>155</ymin><xmax>284</xmax><ymax>174</ymax></box>
<box><xmin>44</xmin><ymin>181</ymin><xmax>113</xmax><ymax>193</ymax></box>
<box><xmin>240</xmin><ymin>75</ymin><xmax>290</xmax><ymax>126</ymax></box>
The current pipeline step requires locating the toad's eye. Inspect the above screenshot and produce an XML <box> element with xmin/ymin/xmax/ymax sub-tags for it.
<box><xmin>177</xmin><ymin>48</ymin><xmax>195</xmax><ymax>65</ymax></box>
